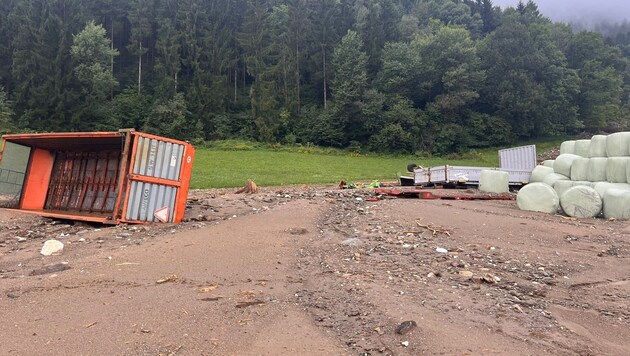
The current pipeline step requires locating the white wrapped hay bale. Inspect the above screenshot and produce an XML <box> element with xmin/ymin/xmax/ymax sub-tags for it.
<box><xmin>560</xmin><ymin>186</ymin><xmax>602</xmax><ymax>218</ymax></box>
<box><xmin>605</xmin><ymin>132</ymin><xmax>630</xmax><ymax>157</ymax></box>
<box><xmin>554</xmin><ymin>180</ymin><xmax>592</xmax><ymax>197</ymax></box>
<box><xmin>573</xmin><ymin>181</ymin><xmax>595</xmax><ymax>188</ymax></box>
<box><xmin>542</xmin><ymin>160</ymin><xmax>554</xmax><ymax>168</ymax></box>
<box><xmin>530</xmin><ymin>165</ymin><xmax>554</xmax><ymax>183</ymax></box>
<box><xmin>479</xmin><ymin>170</ymin><xmax>509</xmax><ymax>194</ymax></box>
<box><xmin>560</xmin><ymin>141</ymin><xmax>576</xmax><ymax>155</ymax></box>
<box><xmin>543</xmin><ymin>173</ymin><xmax>570</xmax><ymax>187</ymax></box>
<box><xmin>593</xmin><ymin>182</ymin><xmax>630</xmax><ymax>199</ymax></box>
<box><xmin>570</xmin><ymin>158</ymin><xmax>589</xmax><ymax>181</ymax></box>
<box><xmin>587</xmin><ymin>158</ymin><xmax>608</xmax><ymax>182</ymax></box>
<box><xmin>574</xmin><ymin>139</ymin><xmax>591</xmax><ymax>157</ymax></box>
<box><xmin>553</xmin><ymin>180</ymin><xmax>576</xmax><ymax>198</ymax></box>
<box><xmin>603</xmin><ymin>188</ymin><xmax>630</xmax><ymax>219</ymax></box>
<box><xmin>606</xmin><ymin>157</ymin><xmax>630</xmax><ymax>183</ymax></box>
<box><xmin>554</xmin><ymin>154</ymin><xmax>581</xmax><ymax>177</ymax></box>
<box><xmin>517</xmin><ymin>183</ymin><xmax>560</xmax><ymax>214</ymax></box>
<box><xmin>588</xmin><ymin>135</ymin><xmax>607</xmax><ymax>157</ymax></box>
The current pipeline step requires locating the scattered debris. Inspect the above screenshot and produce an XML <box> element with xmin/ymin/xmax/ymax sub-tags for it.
<box><xmin>401</xmin><ymin>341</ymin><xmax>410</xmax><ymax>347</ymax></box>
<box><xmin>341</xmin><ymin>238</ymin><xmax>362</xmax><ymax>246</ymax></box>
<box><xmin>29</xmin><ymin>263</ymin><xmax>71</xmax><ymax>276</ymax></box>
<box><xmin>156</xmin><ymin>274</ymin><xmax>179</xmax><ymax>284</ymax></box>
<box><xmin>287</xmin><ymin>227</ymin><xmax>309</xmax><ymax>235</ymax></box>
<box><xmin>40</xmin><ymin>239</ymin><xmax>64</xmax><ymax>256</ymax></box>
<box><xmin>480</xmin><ymin>273</ymin><xmax>501</xmax><ymax>284</ymax></box>
<box><xmin>417</xmin><ymin>221</ymin><xmax>452</xmax><ymax>237</ymax></box>
<box><xmin>235</xmin><ymin>179</ymin><xmax>258</xmax><ymax>194</ymax></box>
<box><xmin>199</xmin><ymin>285</ymin><xmax>219</xmax><ymax>293</ymax></box>
<box><xmin>395</xmin><ymin>320</ymin><xmax>417</xmax><ymax>335</ymax></box>
<box><xmin>115</xmin><ymin>262</ymin><xmax>140</xmax><ymax>266</ymax></box>
<box><xmin>85</xmin><ymin>322</ymin><xmax>98</xmax><ymax>329</ymax></box>
<box><xmin>435</xmin><ymin>247</ymin><xmax>448</xmax><ymax>254</ymax></box>
<box><xmin>199</xmin><ymin>296</ymin><xmax>224</xmax><ymax>302</ymax></box>
<box><xmin>235</xmin><ymin>301</ymin><xmax>266</xmax><ymax>308</ymax></box>
<box><xmin>339</xmin><ymin>180</ymin><xmax>381</xmax><ymax>189</ymax></box>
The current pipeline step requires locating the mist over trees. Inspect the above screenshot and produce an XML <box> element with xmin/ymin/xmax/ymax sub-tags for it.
<box><xmin>1</xmin><ymin>0</ymin><xmax>630</xmax><ymax>154</ymax></box>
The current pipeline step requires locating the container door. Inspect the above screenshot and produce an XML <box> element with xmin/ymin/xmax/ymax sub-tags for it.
<box><xmin>124</xmin><ymin>134</ymin><xmax>186</xmax><ymax>223</ymax></box>
<box><xmin>0</xmin><ymin>142</ymin><xmax>31</xmax><ymax>208</ymax></box>
<box><xmin>45</xmin><ymin>151</ymin><xmax>121</xmax><ymax>213</ymax></box>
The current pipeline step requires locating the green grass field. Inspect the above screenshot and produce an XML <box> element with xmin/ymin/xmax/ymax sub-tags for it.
<box><xmin>189</xmin><ymin>138</ymin><xmax>564</xmax><ymax>188</ymax></box>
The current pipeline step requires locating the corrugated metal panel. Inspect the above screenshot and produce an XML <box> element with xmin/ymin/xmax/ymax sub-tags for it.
<box><xmin>126</xmin><ymin>135</ymin><xmax>185</xmax><ymax>222</ymax></box>
<box><xmin>46</xmin><ymin>151</ymin><xmax>120</xmax><ymax>213</ymax></box>
<box><xmin>133</xmin><ymin>136</ymin><xmax>184</xmax><ymax>181</ymax></box>
<box><xmin>126</xmin><ymin>181</ymin><xmax>178</xmax><ymax>223</ymax></box>
<box><xmin>499</xmin><ymin>145</ymin><xmax>537</xmax><ymax>171</ymax></box>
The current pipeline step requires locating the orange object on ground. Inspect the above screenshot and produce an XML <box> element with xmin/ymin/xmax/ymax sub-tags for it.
<box><xmin>0</xmin><ymin>129</ymin><xmax>195</xmax><ymax>224</ymax></box>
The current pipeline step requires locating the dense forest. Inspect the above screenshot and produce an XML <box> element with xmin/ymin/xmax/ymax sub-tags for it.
<box><xmin>1</xmin><ymin>0</ymin><xmax>630</xmax><ymax>154</ymax></box>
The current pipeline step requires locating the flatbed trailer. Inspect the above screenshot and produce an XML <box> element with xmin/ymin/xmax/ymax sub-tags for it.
<box><xmin>408</xmin><ymin>145</ymin><xmax>536</xmax><ymax>187</ymax></box>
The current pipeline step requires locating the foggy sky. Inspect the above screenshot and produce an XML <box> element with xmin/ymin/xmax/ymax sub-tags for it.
<box><xmin>492</xmin><ymin>0</ymin><xmax>629</xmax><ymax>25</ymax></box>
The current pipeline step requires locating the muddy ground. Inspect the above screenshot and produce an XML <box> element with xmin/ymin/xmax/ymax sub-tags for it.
<box><xmin>0</xmin><ymin>185</ymin><xmax>628</xmax><ymax>355</ymax></box>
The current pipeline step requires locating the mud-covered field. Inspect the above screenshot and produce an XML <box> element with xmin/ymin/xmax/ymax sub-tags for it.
<box><xmin>0</xmin><ymin>186</ymin><xmax>628</xmax><ymax>355</ymax></box>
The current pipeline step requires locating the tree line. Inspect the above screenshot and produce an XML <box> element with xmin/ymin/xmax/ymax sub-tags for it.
<box><xmin>1</xmin><ymin>0</ymin><xmax>629</xmax><ymax>154</ymax></box>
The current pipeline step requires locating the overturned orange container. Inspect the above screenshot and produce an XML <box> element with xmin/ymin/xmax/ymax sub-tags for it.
<box><xmin>0</xmin><ymin>129</ymin><xmax>195</xmax><ymax>224</ymax></box>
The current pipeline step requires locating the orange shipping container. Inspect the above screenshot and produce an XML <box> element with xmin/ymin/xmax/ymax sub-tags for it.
<box><xmin>0</xmin><ymin>129</ymin><xmax>195</xmax><ymax>224</ymax></box>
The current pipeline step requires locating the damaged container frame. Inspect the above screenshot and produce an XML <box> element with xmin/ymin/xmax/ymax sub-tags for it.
<box><xmin>0</xmin><ymin>129</ymin><xmax>195</xmax><ymax>224</ymax></box>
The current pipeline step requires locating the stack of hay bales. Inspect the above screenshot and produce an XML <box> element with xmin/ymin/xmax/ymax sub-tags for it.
<box><xmin>517</xmin><ymin>132</ymin><xmax>630</xmax><ymax>219</ymax></box>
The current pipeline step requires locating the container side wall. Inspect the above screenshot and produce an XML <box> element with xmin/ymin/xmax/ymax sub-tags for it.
<box><xmin>499</xmin><ymin>145</ymin><xmax>537</xmax><ymax>170</ymax></box>
<box><xmin>126</xmin><ymin>182</ymin><xmax>178</xmax><ymax>223</ymax></box>
<box><xmin>125</xmin><ymin>133</ymin><xmax>188</xmax><ymax>223</ymax></box>
<box><xmin>21</xmin><ymin>148</ymin><xmax>54</xmax><ymax>210</ymax></box>
<box><xmin>132</xmin><ymin>136</ymin><xmax>184</xmax><ymax>180</ymax></box>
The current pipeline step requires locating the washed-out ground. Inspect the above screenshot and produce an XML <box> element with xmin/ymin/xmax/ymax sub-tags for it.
<box><xmin>0</xmin><ymin>185</ymin><xmax>628</xmax><ymax>355</ymax></box>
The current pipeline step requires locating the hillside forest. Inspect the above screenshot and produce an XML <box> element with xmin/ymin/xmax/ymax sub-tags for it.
<box><xmin>2</xmin><ymin>0</ymin><xmax>630</xmax><ymax>154</ymax></box>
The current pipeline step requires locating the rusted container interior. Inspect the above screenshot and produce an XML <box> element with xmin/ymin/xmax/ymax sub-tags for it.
<box><xmin>0</xmin><ymin>130</ymin><xmax>194</xmax><ymax>224</ymax></box>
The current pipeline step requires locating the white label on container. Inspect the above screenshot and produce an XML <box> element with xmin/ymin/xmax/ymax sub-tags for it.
<box><xmin>170</xmin><ymin>155</ymin><xmax>177</xmax><ymax>167</ymax></box>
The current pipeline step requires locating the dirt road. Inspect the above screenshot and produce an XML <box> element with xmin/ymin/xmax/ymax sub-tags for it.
<box><xmin>0</xmin><ymin>186</ymin><xmax>629</xmax><ymax>355</ymax></box>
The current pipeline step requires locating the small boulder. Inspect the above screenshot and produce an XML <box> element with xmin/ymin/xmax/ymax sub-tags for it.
<box><xmin>41</xmin><ymin>240</ymin><xmax>64</xmax><ymax>256</ymax></box>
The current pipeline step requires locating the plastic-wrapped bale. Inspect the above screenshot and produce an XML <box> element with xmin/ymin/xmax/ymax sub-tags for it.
<box><xmin>606</xmin><ymin>157</ymin><xmax>630</xmax><ymax>183</ymax></box>
<box><xmin>554</xmin><ymin>154</ymin><xmax>581</xmax><ymax>178</ymax></box>
<box><xmin>587</xmin><ymin>158</ymin><xmax>608</xmax><ymax>182</ymax></box>
<box><xmin>543</xmin><ymin>173</ymin><xmax>570</xmax><ymax>187</ymax></box>
<box><xmin>560</xmin><ymin>140</ymin><xmax>576</xmax><ymax>155</ymax></box>
<box><xmin>479</xmin><ymin>170</ymin><xmax>509</xmax><ymax>194</ymax></box>
<box><xmin>560</xmin><ymin>186</ymin><xmax>602</xmax><ymax>218</ymax></box>
<box><xmin>517</xmin><ymin>183</ymin><xmax>560</xmax><ymax>214</ymax></box>
<box><xmin>543</xmin><ymin>160</ymin><xmax>555</xmax><ymax>168</ymax></box>
<box><xmin>554</xmin><ymin>180</ymin><xmax>593</xmax><ymax>198</ymax></box>
<box><xmin>574</xmin><ymin>139</ymin><xmax>591</xmax><ymax>157</ymax></box>
<box><xmin>570</xmin><ymin>158</ymin><xmax>589</xmax><ymax>181</ymax></box>
<box><xmin>553</xmin><ymin>180</ymin><xmax>575</xmax><ymax>198</ymax></box>
<box><xmin>588</xmin><ymin>135</ymin><xmax>608</xmax><ymax>158</ymax></box>
<box><xmin>603</xmin><ymin>188</ymin><xmax>630</xmax><ymax>219</ymax></box>
<box><xmin>530</xmin><ymin>165</ymin><xmax>554</xmax><ymax>183</ymax></box>
<box><xmin>605</xmin><ymin>132</ymin><xmax>630</xmax><ymax>157</ymax></box>
<box><xmin>593</xmin><ymin>182</ymin><xmax>630</xmax><ymax>199</ymax></box>
<box><xmin>573</xmin><ymin>181</ymin><xmax>595</xmax><ymax>188</ymax></box>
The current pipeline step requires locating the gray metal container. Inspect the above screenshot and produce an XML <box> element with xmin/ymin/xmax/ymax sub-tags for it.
<box><xmin>125</xmin><ymin>136</ymin><xmax>186</xmax><ymax>222</ymax></box>
<box><xmin>499</xmin><ymin>145</ymin><xmax>537</xmax><ymax>171</ymax></box>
